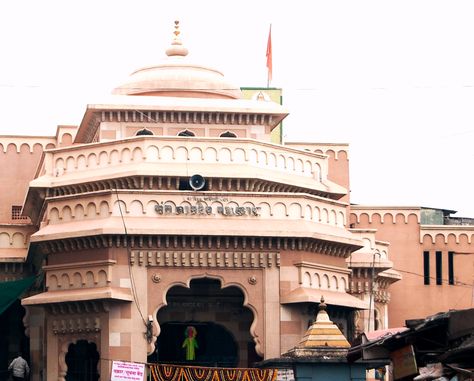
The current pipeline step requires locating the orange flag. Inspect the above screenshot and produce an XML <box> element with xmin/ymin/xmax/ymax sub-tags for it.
<box><xmin>266</xmin><ymin>24</ymin><xmax>272</xmax><ymax>87</ymax></box>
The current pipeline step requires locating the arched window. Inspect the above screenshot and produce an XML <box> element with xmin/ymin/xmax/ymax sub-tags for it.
<box><xmin>136</xmin><ymin>128</ymin><xmax>154</xmax><ymax>136</ymax></box>
<box><xmin>219</xmin><ymin>131</ymin><xmax>237</xmax><ymax>138</ymax></box>
<box><xmin>178</xmin><ymin>130</ymin><xmax>195</xmax><ymax>137</ymax></box>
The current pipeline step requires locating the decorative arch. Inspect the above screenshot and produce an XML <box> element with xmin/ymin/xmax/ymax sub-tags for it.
<box><xmin>132</xmin><ymin>146</ymin><xmax>144</xmax><ymax>162</ymax></box>
<box><xmin>314</xmin><ymin>273</ymin><xmax>321</xmax><ymax>288</ymax></box>
<box><xmin>76</xmin><ymin>154</ymin><xmax>87</xmax><ymax>170</ymax></box>
<box><xmin>337</xmin><ymin>211</ymin><xmax>345</xmax><ymax>227</ymax></box>
<box><xmin>175</xmin><ymin>146</ymin><xmax>189</xmax><ymax>161</ymax></box>
<box><xmin>87</xmin><ymin>153</ymin><xmax>98</xmax><ymax>169</ymax></box>
<box><xmin>268</xmin><ymin>153</ymin><xmax>277</xmax><ymax>168</ymax></box>
<box><xmin>12</xmin><ymin>232</ymin><xmax>26</xmax><ymax>248</ymax></box>
<box><xmin>220</xmin><ymin>131</ymin><xmax>237</xmax><ymax>138</ymax></box>
<box><xmin>219</xmin><ymin>147</ymin><xmax>232</xmax><ymax>163</ymax></box>
<box><xmin>233</xmin><ymin>148</ymin><xmax>246</xmax><ymax>163</ymax></box>
<box><xmin>302</xmin><ymin>272</ymin><xmax>311</xmax><ymax>287</ymax></box>
<box><xmin>129</xmin><ymin>200</ymin><xmax>145</xmax><ymax>215</ymax></box>
<box><xmin>313</xmin><ymin>163</ymin><xmax>322</xmax><ymax>181</ymax></box>
<box><xmin>121</xmin><ymin>147</ymin><xmax>132</xmax><ymax>164</ymax></box>
<box><xmin>189</xmin><ymin>146</ymin><xmax>204</xmax><ymax>161</ymax></box>
<box><xmin>321</xmin><ymin>208</ymin><xmax>329</xmax><ymax>224</ymax></box>
<box><xmin>177</xmin><ymin>129</ymin><xmax>195</xmax><ymax>137</ymax></box>
<box><xmin>149</xmin><ymin>272</ymin><xmax>263</xmax><ymax>358</ymax></box>
<box><xmin>136</xmin><ymin>128</ymin><xmax>154</xmax><ymax>136</ymax></box>
<box><xmin>20</xmin><ymin>143</ymin><xmax>30</xmax><ymax>153</ymax></box>
<box><xmin>0</xmin><ymin>232</ymin><xmax>10</xmax><ymax>247</ymax></box>
<box><xmin>109</xmin><ymin>149</ymin><xmax>121</xmax><ymax>165</ymax></box>
<box><xmin>340</xmin><ymin>277</ymin><xmax>347</xmax><ymax>291</ymax></box>
<box><xmin>59</xmin><ymin>337</ymin><xmax>100</xmax><ymax>381</ymax></box>
<box><xmin>288</xmin><ymin>203</ymin><xmax>303</xmax><ymax>218</ymax></box>
<box><xmin>321</xmin><ymin>274</ymin><xmax>330</xmax><ymax>289</ymax></box>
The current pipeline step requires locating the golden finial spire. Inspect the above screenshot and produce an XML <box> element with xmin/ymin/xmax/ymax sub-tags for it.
<box><xmin>166</xmin><ymin>20</ymin><xmax>188</xmax><ymax>57</ymax></box>
<box><xmin>173</xmin><ymin>20</ymin><xmax>180</xmax><ymax>39</ymax></box>
<box><xmin>294</xmin><ymin>295</ymin><xmax>351</xmax><ymax>349</ymax></box>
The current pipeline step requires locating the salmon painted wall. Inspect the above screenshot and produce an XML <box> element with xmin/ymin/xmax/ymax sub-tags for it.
<box><xmin>350</xmin><ymin>209</ymin><xmax>474</xmax><ymax>327</ymax></box>
<box><xmin>0</xmin><ymin>142</ymin><xmax>44</xmax><ymax>222</ymax></box>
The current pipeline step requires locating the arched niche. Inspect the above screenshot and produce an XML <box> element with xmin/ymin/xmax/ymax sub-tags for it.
<box><xmin>151</xmin><ymin>277</ymin><xmax>262</xmax><ymax>367</ymax></box>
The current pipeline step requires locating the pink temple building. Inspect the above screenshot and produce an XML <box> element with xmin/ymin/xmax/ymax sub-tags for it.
<box><xmin>0</xmin><ymin>24</ymin><xmax>472</xmax><ymax>380</ymax></box>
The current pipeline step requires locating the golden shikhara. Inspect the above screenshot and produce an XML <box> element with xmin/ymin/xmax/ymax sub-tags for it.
<box><xmin>150</xmin><ymin>364</ymin><xmax>278</xmax><ymax>381</ymax></box>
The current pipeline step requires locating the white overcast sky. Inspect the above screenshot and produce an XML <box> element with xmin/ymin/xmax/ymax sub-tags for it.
<box><xmin>0</xmin><ymin>0</ymin><xmax>473</xmax><ymax>217</ymax></box>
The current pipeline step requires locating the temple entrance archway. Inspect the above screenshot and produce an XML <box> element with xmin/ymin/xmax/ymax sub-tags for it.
<box><xmin>65</xmin><ymin>340</ymin><xmax>99</xmax><ymax>381</ymax></box>
<box><xmin>156</xmin><ymin>322</ymin><xmax>238</xmax><ymax>367</ymax></box>
<box><xmin>150</xmin><ymin>278</ymin><xmax>261</xmax><ymax>367</ymax></box>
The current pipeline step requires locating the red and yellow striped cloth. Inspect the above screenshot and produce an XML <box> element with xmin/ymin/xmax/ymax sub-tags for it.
<box><xmin>150</xmin><ymin>364</ymin><xmax>278</xmax><ymax>381</ymax></box>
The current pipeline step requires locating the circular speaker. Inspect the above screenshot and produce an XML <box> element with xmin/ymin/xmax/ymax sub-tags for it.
<box><xmin>189</xmin><ymin>174</ymin><xmax>206</xmax><ymax>191</ymax></box>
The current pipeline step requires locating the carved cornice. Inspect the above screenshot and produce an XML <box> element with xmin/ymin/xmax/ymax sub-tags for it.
<box><xmin>52</xmin><ymin>316</ymin><xmax>101</xmax><ymax>335</ymax></box>
<box><xmin>348</xmin><ymin>279</ymin><xmax>393</xmax><ymax>302</ymax></box>
<box><xmin>46</xmin><ymin>300</ymin><xmax>109</xmax><ymax>315</ymax></box>
<box><xmin>374</xmin><ymin>290</ymin><xmax>391</xmax><ymax>303</ymax></box>
<box><xmin>36</xmin><ymin>234</ymin><xmax>357</xmax><ymax>258</ymax></box>
<box><xmin>97</xmin><ymin>110</ymin><xmax>275</xmax><ymax>126</ymax></box>
<box><xmin>136</xmin><ymin>250</ymin><xmax>279</xmax><ymax>268</ymax></box>
<box><xmin>47</xmin><ymin>175</ymin><xmax>333</xmax><ymax>199</ymax></box>
<box><xmin>0</xmin><ymin>263</ymin><xmax>31</xmax><ymax>282</ymax></box>
<box><xmin>77</xmin><ymin>109</ymin><xmax>280</xmax><ymax>144</ymax></box>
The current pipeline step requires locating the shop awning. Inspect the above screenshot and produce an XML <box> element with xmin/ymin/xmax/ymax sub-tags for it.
<box><xmin>0</xmin><ymin>276</ymin><xmax>37</xmax><ymax>315</ymax></box>
<box><xmin>281</xmin><ymin>287</ymin><xmax>369</xmax><ymax>309</ymax></box>
<box><xmin>22</xmin><ymin>286</ymin><xmax>133</xmax><ymax>306</ymax></box>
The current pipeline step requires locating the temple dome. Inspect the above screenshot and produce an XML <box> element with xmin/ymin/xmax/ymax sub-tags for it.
<box><xmin>112</xmin><ymin>22</ymin><xmax>242</xmax><ymax>100</ymax></box>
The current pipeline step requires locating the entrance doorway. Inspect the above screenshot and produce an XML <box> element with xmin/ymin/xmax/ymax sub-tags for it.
<box><xmin>65</xmin><ymin>340</ymin><xmax>99</xmax><ymax>381</ymax></box>
<box><xmin>150</xmin><ymin>278</ymin><xmax>261</xmax><ymax>367</ymax></box>
<box><xmin>0</xmin><ymin>300</ymin><xmax>29</xmax><ymax>380</ymax></box>
<box><xmin>156</xmin><ymin>322</ymin><xmax>238</xmax><ymax>367</ymax></box>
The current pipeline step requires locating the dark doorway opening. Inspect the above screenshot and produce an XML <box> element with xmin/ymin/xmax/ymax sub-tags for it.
<box><xmin>149</xmin><ymin>278</ymin><xmax>260</xmax><ymax>367</ymax></box>
<box><xmin>65</xmin><ymin>340</ymin><xmax>99</xmax><ymax>381</ymax></box>
<box><xmin>155</xmin><ymin>321</ymin><xmax>238</xmax><ymax>367</ymax></box>
<box><xmin>0</xmin><ymin>300</ymin><xmax>29</xmax><ymax>381</ymax></box>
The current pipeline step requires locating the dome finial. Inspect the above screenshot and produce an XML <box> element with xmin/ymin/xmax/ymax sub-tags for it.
<box><xmin>166</xmin><ymin>20</ymin><xmax>188</xmax><ymax>57</ymax></box>
<box><xmin>319</xmin><ymin>296</ymin><xmax>327</xmax><ymax>312</ymax></box>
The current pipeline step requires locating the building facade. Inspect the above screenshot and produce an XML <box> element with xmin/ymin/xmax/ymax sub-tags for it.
<box><xmin>0</xmin><ymin>25</ymin><xmax>472</xmax><ymax>381</ymax></box>
<box><xmin>349</xmin><ymin>206</ymin><xmax>474</xmax><ymax>328</ymax></box>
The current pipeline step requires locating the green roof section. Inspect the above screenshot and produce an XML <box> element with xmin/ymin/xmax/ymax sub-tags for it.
<box><xmin>0</xmin><ymin>276</ymin><xmax>36</xmax><ymax>315</ymax></box>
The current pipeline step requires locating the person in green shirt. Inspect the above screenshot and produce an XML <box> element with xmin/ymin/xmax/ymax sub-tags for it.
<box><xmin>182</xmin><ymin>326</ymin><xmax>198</xmax><ymax>361</ymax></box>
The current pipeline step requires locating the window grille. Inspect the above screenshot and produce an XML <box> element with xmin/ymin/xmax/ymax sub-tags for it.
<box><xmin>11</xmin><ymin>206</ymin><xmax>27</xmax><ymax>220</ymax></box>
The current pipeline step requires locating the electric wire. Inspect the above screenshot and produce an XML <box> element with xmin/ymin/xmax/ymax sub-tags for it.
<box><xmin>391</xmin><ymin>267</ymin><xmax>473</xmax><ymax>289</ymax></box>
<box><xmin>114</xmin><ymin>188</ymin><xmax>148</xmax><ymax>326</ymax></box>
<box><xmin>3</xmin><ymin>84</ymin><xmax>474</xmax><ymax>91</ymax></box>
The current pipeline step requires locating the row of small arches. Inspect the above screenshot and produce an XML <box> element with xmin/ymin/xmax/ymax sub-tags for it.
<box><xmin>350</xmin><ymin>212</ymin><xmax>419</xmax><ymax>224</ymax></box>
<box><xmin>47</xmin><ymin>199</ymin><xmax>346</xmax><ymax>226</ymax></box>
<box><xmin>422</xmin><ymin>232</ymin><xmax>474</xmax><ymax>244</ymax></box>
<box><xmin>52</xmin><ymin>143</ymin><xmax>322</xmax><ymax>179</ymax></box>
<box><xmin>302</xmin><ymin>272</ymin><xmax>348</xmax><ymax>292</ymax></box>
<box><xmin>48</xmin><ymin>270</ymin><xmax>109</xmax><ymax>290</ymax></box>
<box><xmin>137</xmin><ymin>128</ymin><xmax>237</xmax><ymax>138</ymax></box>
<box><xmin>0</xmin><ymin>142</ymin><xmax>55</xmax><ymax>153</ymax></box>
<box><xmin>0</xmin><ymin>232</ymin><xmax>27</xmax><ymax>248</ymax></box>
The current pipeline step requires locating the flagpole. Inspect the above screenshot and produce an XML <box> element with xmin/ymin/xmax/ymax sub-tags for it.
<box><xmin>266</xmin><ymin>24</ymin><xmax>272</xmax><ymax>88</ymax></box>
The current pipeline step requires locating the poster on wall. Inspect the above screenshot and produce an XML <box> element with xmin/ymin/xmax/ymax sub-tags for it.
<box><xmin>111</xmin><ymin>361</ymin><xmax>145</xmax><ymax>381</ymax></box>
<box><xmin>276</xmin><ymin>368</ymin><xmax>295</xmax><ymax>381</ymax></box>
